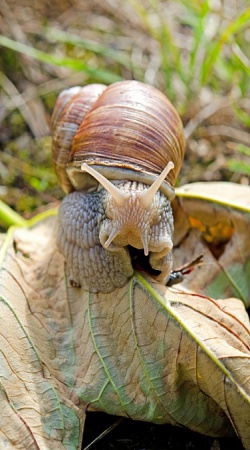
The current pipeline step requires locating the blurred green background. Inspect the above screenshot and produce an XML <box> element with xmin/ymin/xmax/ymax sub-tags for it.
<box><xmin>0</xmin><ymin>0</ymin><xmax>249</xmax><ymax>222</ymax></box>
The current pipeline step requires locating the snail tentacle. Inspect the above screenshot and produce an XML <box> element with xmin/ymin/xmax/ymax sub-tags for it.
<box><xmin>140</xmin><ymin>161</ymin><xmax>175</xmax><ymax>207</ymax></box>
<box><xmin>81</xmin><ymin>163</ymin><xmax>127</xmax><ymax>205</ymax></box>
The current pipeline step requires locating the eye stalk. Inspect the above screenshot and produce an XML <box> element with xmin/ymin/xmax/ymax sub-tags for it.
<box><xmin>81</xmin><ymin>162</ymin><xmax>174</xmax><ymax>203</ymax></box>
<box><xmin>81</xmin><ymin>163</ymin><xmax>127</xmax><ymax>205</ymax></box>
<box><xmin>139</xmin><ymin>162</ymin><xmax>174</xmax><ymax>208</ymax></box>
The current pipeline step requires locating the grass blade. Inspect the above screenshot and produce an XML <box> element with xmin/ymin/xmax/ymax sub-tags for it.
<box><xmin>0</xmin><ymin>200</ymin><xmax>27</xmax><ymax>228</ymax></box>
<box><xmin>44</xmin><ymin>28</ymin><xmax>134</xmax><ymax>70</ymax></box>
<box><xmin>227</xmin><ymin>159</ymin><xmax>250</xmax><ymax>176</ymax></box>
<box><xmin>201</xmin><ymin>8</ymin><xmax>250</xmax><ymax>84</ymax></box>
<box><xmin>0</xmin><ymin>35</ymin><xmax>122</xmax><ymax>84</ymax></box>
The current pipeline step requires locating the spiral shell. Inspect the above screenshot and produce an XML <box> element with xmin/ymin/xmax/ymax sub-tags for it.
<box><xmin>52</xmin><ymin>80</ymin><xmax>185</xmax><ymax>196</ymax></box>
<box><xmin>51</xmin><ymin>84</ymin><xmax>106</xmax><ymax>192</ymax></box>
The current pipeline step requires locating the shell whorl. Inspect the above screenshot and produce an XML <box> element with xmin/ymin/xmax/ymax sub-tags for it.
<box><xmin>52</xmin><ymin>80</ymin><xmax>185</xmax><ymax>195</ymax></box>
<box><xmin>51</xmin><ymin>83</ymin><xmax>107</xmax><ymax>192</ymax></box>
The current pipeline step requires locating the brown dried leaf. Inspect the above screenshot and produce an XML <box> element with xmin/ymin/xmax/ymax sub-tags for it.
<box><xmin>0</xmin><ymin>212</ymin><xmax>250</xmax><ymax>448</ymax></box>
<box><xmin>174</xmin><ymin>182</ymin><xmax>250</xmax><ymax>306</ymax></box>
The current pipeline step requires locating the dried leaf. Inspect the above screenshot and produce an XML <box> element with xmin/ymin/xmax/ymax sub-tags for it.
<box><xmin>0</xmin><ymin>219</ymin><xmax>82</xmax><ymax>450</ymax></box>
<box><xmin>0</xmin><ymin>211</ymin><xmax>250</xmax><ymax>449</ymax></box>
<box><xmin>174</xmin><ymin>182</ymin><xmax>250</xmax><ymax>306</ymax></box>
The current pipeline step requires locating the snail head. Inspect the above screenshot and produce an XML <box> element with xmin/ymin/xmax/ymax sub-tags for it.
<box><xmin>81</xmin><ymin>163</ymin><xmax>174</xmax><ymax>271</ymax></box>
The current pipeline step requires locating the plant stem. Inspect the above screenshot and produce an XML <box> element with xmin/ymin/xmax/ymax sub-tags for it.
<box><xmin>0</xmin><ymin>200</ymin><xmax>27</xmax><ymax>228</ymax></box>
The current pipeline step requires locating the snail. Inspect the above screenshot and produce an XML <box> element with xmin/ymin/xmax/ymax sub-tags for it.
<box><xmin>52</xmin><ymin>80</ymin><xmax>185</xmax><ymax>293</ymax></box>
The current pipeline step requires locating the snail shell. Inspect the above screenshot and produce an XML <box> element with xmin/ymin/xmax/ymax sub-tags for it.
<box><xmin>52</xmin><ymin>80</ymin><xmax>185</xmax><ymax>199</ymax></box>
<box><xmin>52</xmin><ymin>80</ymin><xmax>185</xmax><ymax>292</ymax></box>
<box><xmin>51</xmin><ymin>83</ymin><xmax>107</xmax><ymax>193</ymax></box>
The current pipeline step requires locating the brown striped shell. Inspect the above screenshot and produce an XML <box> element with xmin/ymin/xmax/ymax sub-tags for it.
<box><xmin>51</xmin><ymin>80</ymin><xmax>185</xmax><ymax>198</ymax></box>
<box><xmin>51</xmin><ymin>83</ymin><xmax>107</xmax><ymax>192</ymax></box>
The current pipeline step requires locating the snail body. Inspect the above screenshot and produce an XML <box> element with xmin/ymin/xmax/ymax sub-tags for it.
<box><xmin>52</xmin><ymin>80</ymin><xmax>185</xmax><ymax>292</ymax></box>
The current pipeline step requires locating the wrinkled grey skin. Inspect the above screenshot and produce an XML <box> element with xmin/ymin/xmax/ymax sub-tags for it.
<box><xmin>57</xmin><ymin>181</ymin><xmax>174</xmax><ymax>293</ymax></box>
